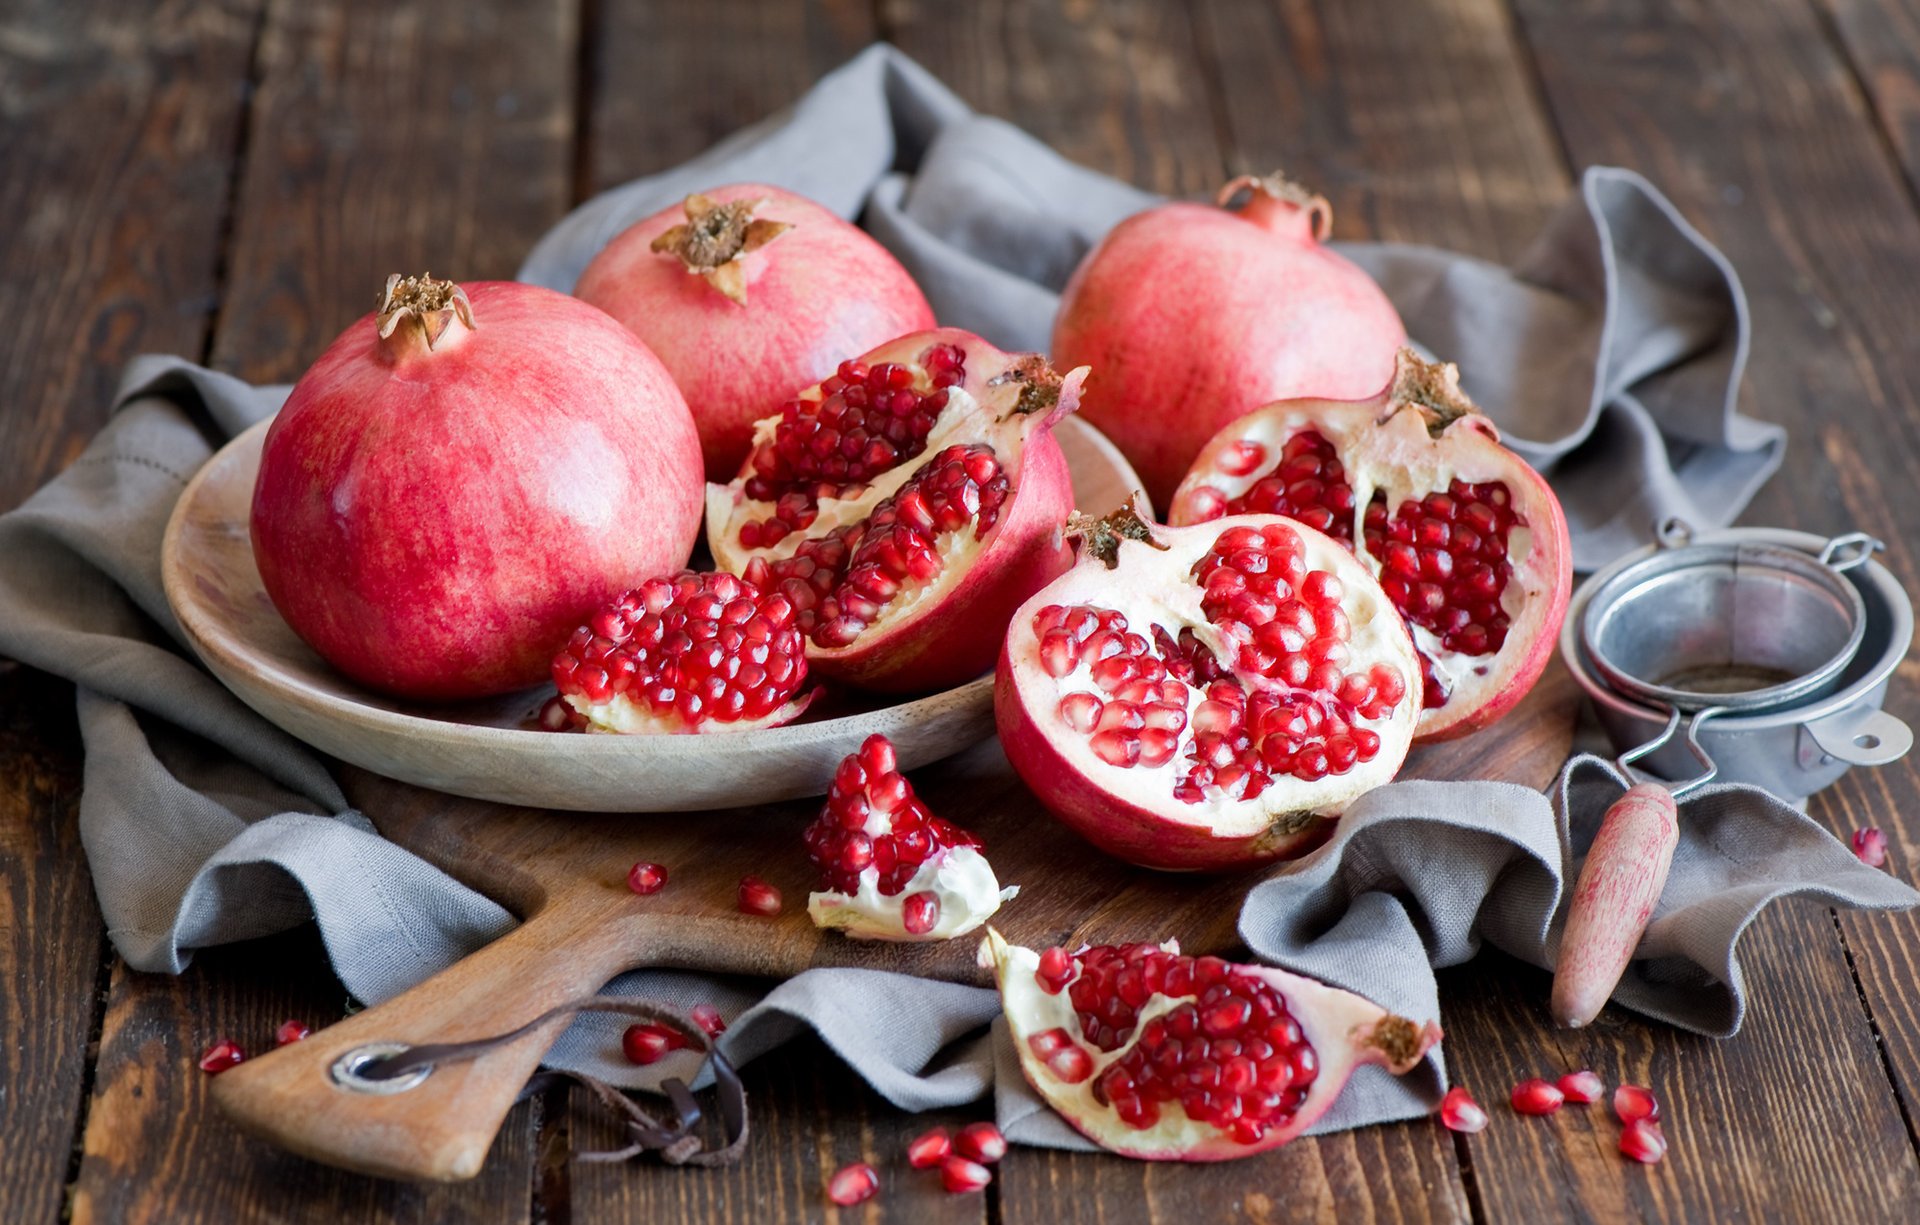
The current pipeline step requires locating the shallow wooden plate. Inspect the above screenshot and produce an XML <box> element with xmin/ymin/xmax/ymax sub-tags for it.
<box><xmin>161</xmin><ymin>416</ymin><xmax>1142</xmax><ymax>810</ymax></box>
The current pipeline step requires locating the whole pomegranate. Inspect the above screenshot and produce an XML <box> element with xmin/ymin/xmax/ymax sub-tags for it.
<box><xmin>251</xmin><ymin>274</ymin><xmax>703</xmax><ymax>700</ymax></box>
<box><xmin>985</xmin><ymin>930</ymin><xmax>1442</xmax><ymax>1159</ymax></box>
<box><xmin>1051</xmin><ymin>173</ymin><xmax>1405</xmax><ymax>505</ymax></box>
<box><xmin>576</xmin><ymin>186</ymin><xmax>938</xmax><ymax>480</ymax></box>
<box><xmin>1168</xmin><ymin>349</ymin><xmax>1572</xmax><ymax>741</ymax></box>
<box><xmin>996</xmin><ymin>502</ymin><xmax>1422</xmax><ymax>871</ymax></box>
<box><xmin>711</xmin><ymin>329</ymin><xmax>1086</xmax><ymax>693</ymax></box>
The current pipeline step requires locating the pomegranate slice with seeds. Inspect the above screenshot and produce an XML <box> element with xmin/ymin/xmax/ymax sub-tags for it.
<box><xmin>1169</xmin><ymin>349</ymin><xmax>1572</xmax><ymax>741</ymax></box>
<box><xmin>551</xmin><ymin>570</ymin><xmax>814</xmax><ymax>733</ymax></box>
<box><xmin>996</xmin><ymin>502</ymin><xmax>1421</xmax><ymax>871</ymax></box>
<box><xmin>711</xmin><ymin>329</ymin><xmax>1086</xmax><ymax>692</ymax></box>
<box><xmin>804</xmin><ymin>735</ymin><xmax>1014</xmax><ymax>941</ymax></box>
<box><xmin>984</xmin><ymin>931</ymin><xmax>1441</xmax><ymax>1160</ymax></box>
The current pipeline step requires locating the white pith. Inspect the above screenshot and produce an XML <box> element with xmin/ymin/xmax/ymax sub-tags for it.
<box><xmin>1004</xmin><ymin>515</ymin><xmax>1421</xmax><ymax>835</ymax></box>
<box><xmin>563</xmin><ymin>689</ymin><xmax>811</xmax><ymax>735</ymax></box>
<box><xmin>807</xmin><ymin>846</ymin><xmax>1015</xmax><ymax>941</ymax></box>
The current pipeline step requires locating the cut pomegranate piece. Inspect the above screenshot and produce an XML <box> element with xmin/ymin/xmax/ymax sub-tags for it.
<box><xmin>627</xmin><ymin>861</ymin><xmax>668</xmax><ymax>895</ymax></box>
<box><xmin>985</xmin><ymin>931</ymin><xmax>1441</xmax><ymax>1160</ymax></box>
<box><xmin>711</xmin><ymin>329</ymin><xmax>1086</xmax><ymax>692</ymax></box>
<box><xmin>273</xmin><ymin>1019</ymin><xmax>311</xmax><ymax>1047</ymax></box>
<box><xmin>198</xmin><ymin>1039</ymin><xmax>246</xmax><ymax>1075</ymax></box>
<box><xmin>1510</xmin><ymin>1078</ymin><xmax>1565</xmax><ymax>1115</ymax></box>
<box><xmin>1619</xmin><ymin>1117</ymin><xmax>1668</xmax><ymax>1164</ymax></box>
<box><xmin>1558</xmin><ymin>1069</ymin><xmax>1605</xmax><ymax>1103</ymax></box>
<box><xmin>804</xmin><ymin>735</ymin><xmax>1012</xmax><ymax>941</ymax></box>
<box><xmin>954</xmin><ymin>1122</ymin><xmax>1007</xmax><ymax>1164</ymax></box>
<box><xmin>1853</xmin><ymin>827</ymin><xmax>1888</xmax><ymax>867</ymax></box>
<box><xmin>940</xmin><ymin>1155</ymin><xmax>993</xmax><ymax>1193</ymax></box>
<box><xmin>552</xmin><ymin>571</ymin><xmax>814</xmax><ymax>733</ymax></box>
<box><xmin>906</xmin><ymin>1128</ymin><xmax>951</xmax><ymax>1169</ymax></box>
<box><xmin>1169</xmin><ymin>349</ymin><xmax>1572</xmax><ymax>741</ymax></box>
<box><xmin>1613</xmin><ymin>1083</ymin><xmax>1660</xmax><ymax>1123</ymax></box>
<box><xmin>996</xmin><ymin>503</ymin><xmax>1422</xmax><ymax>870</ymax></box>
<box><xmin>1439</xmin><ymin>1085</ymin><xmax>1488</xmax><ymax>1133</ymax></box>
<box><xmin>737</xmin><ymin>876</ymin><xmax>783</xmax><ymax>916</ymax></box>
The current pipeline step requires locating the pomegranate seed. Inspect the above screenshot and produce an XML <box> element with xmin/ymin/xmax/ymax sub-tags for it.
<box><xmin>1028</xmin><ymin>1028</ymin><xmax>1094</xmax><ymax>1083</ymax></box>
<box><xmin>902</xmin><ymin>891</ymin><xmax>941</xmax><ymax>935</ymax></box>
<box><xmin>941</xmin><ymin>1155</ymin><xmax>992</xmax><ymax>1193</ymax></box>
<box><xmin>1510</xmin><ymin>1078</ymin><xmax>1564</xmax><ymax>1115</ymax></box>
<box><xmin>1035</xmin><ymin>946</ymin><xmax>1075</xmax><ymax>994</ymax></box>
<box><xmin>627</xmin><ymin>861</ymin><xmax>668</xmax><ymax>894</ymax></box>
<box><xmin>827</xmin><ymin>1162</ymin><xmax>879</xmax><ymax>1206</ymax></box>
<box><xmin>738</xmin><ymin>875</ymin><xmax>783</xmax><ymax>916</ymax></box>
<box><xmin>1619</xmin><ymin>1117</ymin><xmax>1668</xmax><ymax>1164</ymax></box>
<box><xmin>954</xmin><ymin>1121</ymin><xmax>1006</xmax><ymax>1163</ymax></box>
<box><xmin>198</xmin><ymin>1039</ymin><xmax>245</xmax><ymax>1075</ymax></box>
<box><xmin>1613</xmin><ymin>1083</ymin><xmax>1660</xmax><ymax>1123</ymax></box>
<box><xmin>537</xmin><ymin>695</ymin><xmax>575</xmax><ymax>731</ymax></box>
<box><xmin>691</xmin><ymin>1004</ymin><xmax>727</xmax><ymax>1038</ymax></box>
<box><xmin>1853</xmin><ymin>827</ymin><xmax>1889</xmax><ymax>867</ymax></box>
<box><xmin>622</xmin><ymin>1023</ymin><xmax>685</xmax><ymax>1065</ymax></box>
<box><xmin>1439</xmin><ymin>1085</ymin><xmax>1488</xmax><ymax>1133</ymax></box>
<box><xmin>1558</xmin><ymin>1069</ymin><xmax>1605</xmax><ymax>1103</ymax></box>
<box><xmin>906</xmin><ymin>1127</ymin><xmax>951</xmax><ymax>1168</ymax></box>
<box><xmin>273</xmin><ymin>1019</ymin><xmax>311</xmax><ymax>1047</ymax></box>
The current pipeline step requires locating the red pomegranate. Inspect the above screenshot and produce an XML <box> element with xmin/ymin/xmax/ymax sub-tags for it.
<box><xmin>1168</xmin><ymin>349</ymin><xmax>1572</xmax><ymax>740</ymax></box>
<box><xmin>711</xmin><ymin>329</ymin><xmax>1085</xmax><ymax>693</ymax></box>
<box><xmin>1051</xmin><ymin>174</ymin><xmax>1406</xmax><ymax>506</ymax></box>
<box><xmin>985</xmin><ymin>931</ymin><xmax>1442</xmax><ymax>1159</ymax></box>
<box><xmin>251</xmin><ymin>274</ymin><xmax>703</xmax><ymax>700</ymax></box>
<box><xmin>996</xmin><ymin>503</ymin><xmax>1421</xmax><ymax>871</ymax></box>
<box><xmin>575</xmin><ymin>186</ymin><xmax>938</xmax><ymax>480</ymax></box>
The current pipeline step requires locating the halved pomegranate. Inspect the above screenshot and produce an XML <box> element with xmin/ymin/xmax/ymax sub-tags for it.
<box><xmin>711</xmin><ymin>329</ymin><xmax>1085</xmax><ymax>692</ymax></box>
<box><xmin>995</xmin><ymin>503</ymin><xmax>1421</xmax><ymax>871</ymax></box>
<box><xmin>1168</xmin><ymin>349</ymin><xmax>1571</xmax><ymax>741</ymax></box>
<box><xmin>984</xmin><ymin>931</ymin><xmax>1441</xmax><ymax>1160</ymax></box>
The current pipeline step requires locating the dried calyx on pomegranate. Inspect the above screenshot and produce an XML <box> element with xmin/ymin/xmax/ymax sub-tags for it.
<box><xmin>710</xmin><ymin>329</ymin><xmax>1086</xmax><ymax>692</ymax></box>
<box><xmin>805</xmin><ymin>735</ymin><xmax>1014</xmax><ymax>941</ymax></box>
<box><xmin>552</xmin><ymin>570</ymin><xmax>813</xmax><ymax>733</ymax></box>
<box><xmin>1169</xmin><ymin>349</ymin><xmax>1572</xmax><ymax>741</ymax></box>
<box><xmin>996</xmin><ymin>501</ymin><xmax>1421</xmax><ymax>871</ymax></box>
<box><xmin>985</xmin><ymin>930</ymin><xmax>1441</xmax><ymax>1159</ymax></box>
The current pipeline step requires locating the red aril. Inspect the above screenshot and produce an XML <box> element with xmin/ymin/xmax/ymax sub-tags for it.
<box><xmin>1620</xmin><ymin>1118</ymin><xmax>1668</xmax><ymax>1164</ymax></box>
<box><xmin>274</xmin><ymin>1020</ymin><xmax>311</xmax><ymax>1047</ymax></box>
<box><xmin>1558</xmin><ymin>1069</ymin><xmax>1605</xmax><ymax>1104</ymax></box>
<box><xmin>1613</xmin><ymin>1084</ymin><xmax>1659</xmax><ymax>1123</ymax></box>
<box><xmin>691</xmin><ymin>1004</ymin><xmax>727</xmax><ymax>1038</ymax></box>
<box><xmin>713</xmin><ymin>329</ymin><xmax>1086</xmax><ymax>693</ymax></box>
<box><xmin>941</xmin><ymin>1155</ymin><xmax>993</xmax><ymax>1193</ymax></box>
<box><xmin>986</xmin><ymin>931</ymin><xmax>1440</xmax><ymax>1160</ymax></box>
<box><xmin>906</xmin><ymin>1128</ymin><xmax>951</xmax><ymax>1169</ymax></box>
<box><xmin>576</xmin><ymin>186</ymin><xmax>936</xmax><ymax>481</ymax></box>
<box><xmin>1052</xmin><ymin>174</ymin><xmax>1405</xmax><ymax>505</ymax></box>
<box><xmin>252</xmin><ymin>275</ymin><xmax>703</xmax><ymax>700</ymax></box>
<box><xmin>552</xmin><ymin>571</ymin><xmax>813</xmax><ymax>733</ymax></box>
<box><xmin>198</xmin><ymin>1039</ymin><xmax>246</xmax><ymax>1074</ymax></box>
<box><xmin>1853</xmin><ymin>827</ymin><xmax>1888</xmax><ymax>867</ymax></box>
<box><xmin>1510</xmin><ymin>1078</ymin><xmax>1565</xmax><ymax>1115</ymax></box>
<box><xmin>827</xmin><ymin>1161</ymin><xmax>880</xmax><ymax>1206</ymax></box>
<box><xmin>804</xmin><ymin>735</ymin><xmax>1010</xmax><ymax>941</ymax></box>
<box><xmin>954</xmin><ymin>1122</ymin><xmax>1006</xmax><ymax>1164</ymax></box>
<box><xmin>738</xmin><ymin>876</ymin><xmax>783</xmax><ymax>916</ymax></box>
<box><xmin>1169</xmin><ymin>349</ymin><xmax>1571</xmax><ymax>741</ymax></box>
<box><xmin>621</xmin><ymin>1023</ymin><xmax>685</xmax><ymax>1065</ymax></box>
<box><xmin>627</xmin><ymin>862</ymin><xmax>669</xmax><ymax>895</ymax></box>
<box><xmin>996</xmin><ymin>503</ymin><xmax>1421</xmax><ymax>871</ymax></box>
<box><xmin>1439</xmin><ymin>1086</ymin><xmax>1488</xmax><ymax>1133</ymax></box>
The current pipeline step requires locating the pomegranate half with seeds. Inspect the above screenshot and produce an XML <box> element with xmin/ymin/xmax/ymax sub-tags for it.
<box><xmin>996</xmin><ymin>503</ymin><xmax>1421</xmax><ymax>871</ymax></box>
<box><xmin>1169</xmin><ymin>349</ymin><xmax>1571</xmax><ymax>741</ymax></box>
<box><xmin>984</xmin><ymin>931</ymin><xmax>1441</xmax><ymax>1159</ymax></box>
<box><xmin>711</xmin><ymin>329</ymin><xmax>1085</xmax><ymax>693</ymax></box>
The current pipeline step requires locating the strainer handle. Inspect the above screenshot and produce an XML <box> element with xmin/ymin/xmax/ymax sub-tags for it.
<box><xmin>1616</xmin><ymin>705</ymin><xmax>1725</xmax><ymax>798</ymax></box>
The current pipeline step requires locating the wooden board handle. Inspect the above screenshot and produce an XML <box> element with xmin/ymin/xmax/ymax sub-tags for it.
<box><xmin>1551</xmin><ymin>783</ymin><xmax>1680</xmax><ymax>1029</ymax></box>
<box><xmin>210</xmin><ymin>894</ymin><xmax>635</xmax><ymax>1181</ymax></box>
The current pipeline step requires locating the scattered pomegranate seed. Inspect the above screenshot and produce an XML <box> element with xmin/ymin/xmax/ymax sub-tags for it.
<box><xmin>1613</xmin><ymin>1083</ymin><xmax>1659</xmax><ymax>1123</ymax></box>
<box><xmin>621</xmin><ymin>1022</ymin><xmax>686</xmax><ymax>1066</ymax></box>
<box><xmin>1853</xmin><ymin>827</ymin><xmax>1888</xmax><ymax>868</ymax></box>
<box><xmin>954</xmin><ymin>1121</ymin><xmax>1006</xmax><ymax>1163</ymax></box>
<box><xmin>1439</xmin><ymin>1085</ymin><xmax>1489</xmax><ymax>1133</ymax></box>
<box><xmin>627</xmin><ymin>861</ymin><xmax>668</xmax><ymax>894</ymax></box>
<box><xmin>902</xmin><ymin>890</ymin><xmax>941</xmax><ymax>935</ymax></box>
<box><xmin>1510</xmin><ymin>1078</ymin><xmax>1564</xmax><ymax>1115</ymax></box>
<box><xmin>738</xmin><ymin>875</ymin><xmax>783</xmax><ymax>916</ymax></box>
<box><xmin>1619</xmin><ymin>1117</ymin><xmax>1668</xmax><ymax>1164</ymax></box>
<box><xmin>198</xmin><ymin>1039</ymin><xmax>246</xmax><ymax>1075</ymax></box>
<box><xmin>827</xmin><ymin>1161</ymin><xmax>879</xmax><ymax>1206</ymax></box>
<box><xmin>273</xmin><ymin>1019</ymin><xmax>311</xmax><ymax>1047</ymax></box>
<box><xmin>1557</xmin><ymin>1069</ymin><xmax>1605</xmax><ymax>1103</ymax></box>
<box><xmin>940</xmin><ymin>1155</ymin><xmax>993</xmax><ymax>1193</ymax></box>
<box><xmin>906</xmin><ymin>1127</ymin><xmax>951</xmax><ymax>1169</ymax></box>
<box><xmin>691</xmin><ymin>1003</ymin><xmax>727</xmax><ymax>1038</ymax></box>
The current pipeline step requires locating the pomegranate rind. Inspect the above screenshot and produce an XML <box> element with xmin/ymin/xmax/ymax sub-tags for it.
<box><xmin>707</xmin><ymin>328</ymin><xmax>1085</xmax><ymax>693</ymax></box>
<box><xmin>995</xmin><ymin>512</ymin><xmax>1421</xmax><ymax>872</ymax></box>
<box><xmin>984</xmin><ymin>929</ymin><xmax>1441</xmax><ymax>1161</ymax></box>
<box><xmin>1168</xmin><ymin>367</ymin><xmax>1572</xmax><ymax>742</ymax></box>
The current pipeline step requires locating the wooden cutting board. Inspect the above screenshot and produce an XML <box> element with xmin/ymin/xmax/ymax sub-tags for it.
<box><xmin>209</xmin><ymin>664</ymin><xmax>1579</xmax><ymax>1181</ymax></box>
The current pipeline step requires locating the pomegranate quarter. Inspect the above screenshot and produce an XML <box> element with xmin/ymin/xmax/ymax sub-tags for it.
<box><xmin>996</xmin><ymin>504</ymin><xmax>1421</xmax><ymax>871</ymax></box>
<box><xmin>1170</xmin><ymin>348</ymin><xmax>1572</xmax><ymax>740</ymax></box>
<box><xmin>711</xmin><ymin>329</ymin><xmax>1086</xmax><ymax>692</ymax></box>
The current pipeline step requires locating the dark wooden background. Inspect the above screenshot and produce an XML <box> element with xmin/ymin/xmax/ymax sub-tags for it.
<box><xmin>6</xmin><ymin>1</ymin><xmax>1920</xmax><ymax>1221</ymax></box>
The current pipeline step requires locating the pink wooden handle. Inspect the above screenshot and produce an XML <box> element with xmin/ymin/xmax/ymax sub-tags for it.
<box><xmin>1550</xmin><ymin>782</ymin><xmax>1680</xmax><ymax>1029</ymax></box>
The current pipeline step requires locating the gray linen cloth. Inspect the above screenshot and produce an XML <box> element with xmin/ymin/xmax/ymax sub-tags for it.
<box><xmin>1</xmin><ymin>44</ymin><xmax>1908</xmax><ymax>1155</ymax></box>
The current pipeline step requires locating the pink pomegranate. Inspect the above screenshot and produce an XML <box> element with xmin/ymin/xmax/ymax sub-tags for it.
<box><xmin>575</xmin><ymin>186</ymin><xmax>937</xmax><ymax>480</ymax></box>
<box><xmin>1052</xmin><ymin>174</ymin><xmax>1405</xmax><ymax>505</ymax></box>
<box><xmin>1169</xmin><ymin>349</ymin><xmax>1572</xmax><ymax>741</ymax></box>
<box><xmin>712</xmin><ymin>329</ymin><xmax>1085</xmax><ymax>693</ymax></box>
<box><xmin>985</xmin><ymin>931</ymin><xmax>1441</xmax><ymax>1159</ymax></box>
<box><xmin>996</xmin><ymin>503</ymin><xmax>1421</xmax><ymax>871</ymax></box>
<box><xmin>251</xmin><ymin>275</ymin><xmax>703</xmax><ymax>700</ymax></box>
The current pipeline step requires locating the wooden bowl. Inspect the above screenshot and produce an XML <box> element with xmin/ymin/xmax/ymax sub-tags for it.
<box><xmin>161</xmin><ymin>417</ymin><xmax>1143</xmax><ymax>811</ymax></box>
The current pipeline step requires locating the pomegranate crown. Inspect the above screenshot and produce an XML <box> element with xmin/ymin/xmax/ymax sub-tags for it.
<box><xmin>650</xmin><ymin>193</ymin><xmax>793</xmax><ymax>304</ymax></box>
<box><xmin>1385</xmin><ymin>348</ymin><xmax>1487</xmax><ymax>437</ymax></box>
<box><xmin>376</xmin><ymin>273</ymin><xmax>474</xmax><ymax>352</ymax></box>
<box><xmin>1217</xmin><ymin>172</ymin><xmax>1332</xmax><ymax>242</ymax></box>
<box><xmin>1065</xmin><ymin>498</ymin><xmax>1166</xmax><ymax>570</ymax></box>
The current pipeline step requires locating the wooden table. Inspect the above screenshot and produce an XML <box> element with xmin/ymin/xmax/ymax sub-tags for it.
<box><xmin>6</xmin><ymin>1</ymin><xmax>1920</xmax><ymax>1220</ymax></box>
